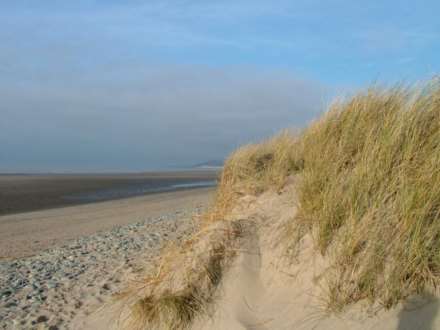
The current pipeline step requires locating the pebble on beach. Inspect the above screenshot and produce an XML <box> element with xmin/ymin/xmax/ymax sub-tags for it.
<box><xmin>0</xmin><ymin>207</ymin><xmax>203</xmax><ymax>330</ymax></box>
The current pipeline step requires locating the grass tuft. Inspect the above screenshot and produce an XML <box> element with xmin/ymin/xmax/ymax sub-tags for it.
<box><xmin>204</xmin><ymin>131</ymin><xmax>301</xmax><ymax>223</ymax></box>
<box><xmin>119</xmin><ymin>220</ymin><xmax>246</xmax><ymax>329</ymax></box>
<box><xmin>214</xmin><ymin>79</ymin><xmax>440</xmax><ymax>310</ymax></box>
<box><xmin>295</xmin><ymin>81</ymin><xmax>440</xmax><ymax>309</ymax></box>
<box><xmin>121</xmin><ymin>78</ymin><xmax>440</xmax><ymax>329</ymax></box>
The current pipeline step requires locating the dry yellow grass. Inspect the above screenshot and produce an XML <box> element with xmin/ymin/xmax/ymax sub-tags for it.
<box><xmin>120</xmin><ymin>79</ymin><xmax>440</xmax><ymax>328</ymax></box>
<box><xmin>117</xmin><ymin>219</ymin><xmax>247</xmax><ymax>330</ymax></box>
<box><xmin>295</xmin><ymin>81</ymin><xmax>440</xmax><ymax>309</ymax></box>
<box><xmin>204</xmin><ymin>131</ymin><xmax>301</xmax><ymax>223</ymax></box>
<box><xmin>210</xmin><ymin>79</ymin><xmax>440</xmax><ymax>310</ymax></box>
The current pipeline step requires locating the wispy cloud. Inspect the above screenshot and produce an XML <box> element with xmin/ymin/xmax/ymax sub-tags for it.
<box><xmin>354</xmin><ymin>26</ymin><xmax>439</xmax><ymax>54</ymax></box>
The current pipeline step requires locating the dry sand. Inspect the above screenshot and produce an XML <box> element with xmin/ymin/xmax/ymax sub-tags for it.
<box><xmin>0</xmin><ymin>187</ymin><xmax>214</xmax><ymax>329</ymax></box>
<box><xmin>192</xmin><ymin>184</ymin><xmax>440</xmax><ymax>330</ymax></box>
<box><xmin>7</xmin><ymin>180</ymin><xmax>440</xmax><ymax>329</ymax></box>
<box><xmin>81</xmin><ymin>182</ymin><xmax>440</xmax><ymax>330</ymax></box>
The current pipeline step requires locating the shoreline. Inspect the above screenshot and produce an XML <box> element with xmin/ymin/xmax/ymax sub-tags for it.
<box><xmin>1</xmin><ymin>183</ymin><xmax>216</xmax><ymax>218</ymax></box>
<box><xmin>0</xmin><ymin>170</ymin><xmax>218</xmax><ymax>216</ymax></box>
<box><xmin>0</xmin><ymin>187</ymin><xmax>215</xmax><ymax>259</ymax></box>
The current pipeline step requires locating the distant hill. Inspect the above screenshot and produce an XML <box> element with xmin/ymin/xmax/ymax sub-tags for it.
<box><xmin>192</xmin><ymin>160</ymin><xmax>224</xmax><ymax>169</ymax></box>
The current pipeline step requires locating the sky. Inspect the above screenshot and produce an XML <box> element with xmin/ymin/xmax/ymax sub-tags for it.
<box><xmin>1</xmin><ymin>1</ymin><xmax>439</xmax><ymax>172</ymax></box>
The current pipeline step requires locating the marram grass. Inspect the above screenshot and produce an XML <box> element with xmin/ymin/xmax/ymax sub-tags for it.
<box><xmin>119</xmin><ymin>220</ymin><xmax>246</xmax><ymax>330</ymax></box>
<box><xmin>217</xmin><ymin>79</ymin><xmax>440</xmax><ymax>309</ymax></box>
<box><xmin>121</xmin><ymin>79</ymin><xmax>440</xmax><ymax>329</ymax></box>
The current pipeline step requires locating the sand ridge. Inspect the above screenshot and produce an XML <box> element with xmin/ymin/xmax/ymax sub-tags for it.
<box><xmin>191</xmin><ymin>184</ymin><xmax>440</xmax><ymax>330</ymax></box>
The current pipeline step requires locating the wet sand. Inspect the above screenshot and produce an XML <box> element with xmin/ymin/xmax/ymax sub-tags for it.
<box><xmin>0</xmin><ymin>172</ymin><xmax>216</xmax><ymax>329</ymax></box>
<box><xmin>0</xmin><ymin>187</ymin><xmax>215</xmax><ymax>259</ymax></box>
<box><xmin>0</xmin><ymin>171</ymin><xmax>218</xmax><ymax>216</ymax></box>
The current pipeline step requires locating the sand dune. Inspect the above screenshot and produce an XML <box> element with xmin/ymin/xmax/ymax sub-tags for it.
<box><xmin>84</xmin><ymin>182</ymin><xmax>440</xmax><ymax>329</ymax></box>
<box><xmin>191</xmin><ymin>184</ymin><xmax>440</xmax><ymax>330</ymax></box>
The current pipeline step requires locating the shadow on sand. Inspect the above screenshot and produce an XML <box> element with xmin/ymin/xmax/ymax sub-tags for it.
<box><xmin>397</xmin><ymin>293</ymin><xmax>439</xmax><ymax>330</ymax></box>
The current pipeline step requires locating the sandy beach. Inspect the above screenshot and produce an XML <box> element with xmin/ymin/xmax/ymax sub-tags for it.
<box><xmin>0</xmin><ymin>187</ymin><xmax>215</xmax><ymax>329</ymax></box>
<box><xmin>0</xmin><ymin>187</ymin><xmax>215</xmax><ymax>260</ymax></box>
<box><xmin>0</xmin><ymin>171</ymin><xmax>217</xmax><ymax>216</ymax></box>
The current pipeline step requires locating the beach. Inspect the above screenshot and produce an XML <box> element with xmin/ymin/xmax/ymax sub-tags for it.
<box><xmin>0</xmin><ymin>171</ymin><xmax>217</xmax><ymax>216</ymax></box>
<box><xmin>0</xmin><ymin>183</ymin><xmax>215</xmax><ymax>329</ymax></box>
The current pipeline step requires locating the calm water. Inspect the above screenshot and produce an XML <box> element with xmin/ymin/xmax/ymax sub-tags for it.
<box><xmin>63</xmin><ymin>179</ymin><xmax>217</xmax><ymax>202</ymax></box>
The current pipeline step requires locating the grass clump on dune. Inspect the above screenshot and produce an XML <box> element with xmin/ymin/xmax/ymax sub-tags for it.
<box><xmin>121</xmin><ymin>79</ymin><xmax>440</xmax><ymax>329</ymax></box>
<box><xmin>216</xmin><ymin>79</ymin><xmax>440</xmax><ymax>309</ymax></box>
<box><xmin>119</xmin><ymin>219</ymin><xmax>246</xmax><ymax>330</ymax></box>
<box><xmin>205</xmin><ymin>131</ymin><xmax>301</xmax><ymax>223</ymax></box>
<box><xmin>296</xmin><ymin>81</ymin><xmax>440</xmax><ymax>309</ymax></box>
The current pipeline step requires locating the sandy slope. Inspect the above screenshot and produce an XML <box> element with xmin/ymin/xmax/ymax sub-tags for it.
<box><xmin>192</xmin><ymin>184</ymin><xmax>440</xmax><ymax>330</ymax></box>
<box><xmin>79</xmin><ymin>183</ymin><xmax>440</xmax><ymax>329</ymax></box>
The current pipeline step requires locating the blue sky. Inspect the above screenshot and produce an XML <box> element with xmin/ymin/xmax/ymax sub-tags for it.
<box><xmin>1</xmin><ymin>1</ymin><xmax>439</xmax><ymax>171</ymax></box>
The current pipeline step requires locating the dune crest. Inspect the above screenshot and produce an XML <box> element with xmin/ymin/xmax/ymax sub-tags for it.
<box><xmin>194</xmin><ymin>184</ymin><xmax>440</xmax><ymax>329</ymax></box>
